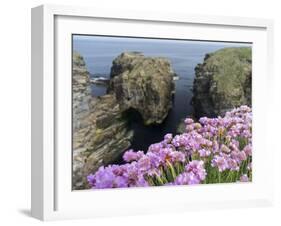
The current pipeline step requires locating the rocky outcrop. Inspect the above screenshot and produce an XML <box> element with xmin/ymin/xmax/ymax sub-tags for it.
<box><xmin>192</xmin><ymin>47</ymin><xmax>252</xmax><ymax>118</ymax></box>
<box><xmin>80</xmin><ymin>95</ymin><xmax>134</xmax><ymax>189</ymax></box>
<box><xmin>72</xmin><ymin>52</ymin><xmax>93</xmax><ymax>151</ymax></box>
<box><xmin>72</xmin><ymin>52</ymin><xmax>93</xmax><ymax>189</ymax></box>
<box><xmin>108</xmin><ymin>52</ymin><xmax>175</xmax><ymax>125</ymax></box>
<box><xmin>72</xmin><ymin>52</ymin><xmax>133</xmax><ymax>189</ymax></box>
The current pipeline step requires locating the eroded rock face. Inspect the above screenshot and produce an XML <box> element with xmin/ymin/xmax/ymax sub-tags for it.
<box><xmin>72</xmin><ymin>52</ymin><xmax>93</xmax><ymax>189</ymax></box>
<box><xmin>72</xmin><ymin>52</ymin><xmax>133</xmax><ymax>189</ymax></box>
<box><xmin>73</xmin><ymin>52</ymin><xmax>92</xmax><ymax>151</ymax></box>
<box><xmin>192</xmin><ymin>47</ymin><xmax>252</xmax><ymax>118</ymax></box>
<box><xmin>81</xmin><ymin>95</ymin><xmax>133</xmax><ymax>188</ymax></box>
<box><xmin>108</xmin><ymin>52</ymin><xmax>175</xmax><ymax>125</ymax></box>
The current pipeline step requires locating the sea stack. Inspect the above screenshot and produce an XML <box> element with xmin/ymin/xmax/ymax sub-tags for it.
<box><xmin>108</xmin><ymin>52</ymin><xmax>175</xmax><ymax>125</ymax></box>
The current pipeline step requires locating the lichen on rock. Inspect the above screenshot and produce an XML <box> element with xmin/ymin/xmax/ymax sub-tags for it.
<box><xmin>192</xmin><ymin>47</ymin><xmax>252</xmax><ymax>118</ymax></box>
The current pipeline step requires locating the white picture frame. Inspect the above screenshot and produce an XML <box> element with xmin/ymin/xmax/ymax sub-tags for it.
<box><xmin>31</xmin><ymin>4</ymin><xmax>274</xmax><ymax>221</ymax></box>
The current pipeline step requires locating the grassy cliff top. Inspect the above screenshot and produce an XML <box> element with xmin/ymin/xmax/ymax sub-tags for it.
<box><xmin>204</xmin><ymin>47</ymin><xmax>251</xmax><ymax>96</ymax></box>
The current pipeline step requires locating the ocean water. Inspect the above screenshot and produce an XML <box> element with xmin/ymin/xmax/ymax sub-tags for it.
<box><xmin>73</xmin><ymin>35</ymin><xmax>250</xmax><ymax>152</ymax></box>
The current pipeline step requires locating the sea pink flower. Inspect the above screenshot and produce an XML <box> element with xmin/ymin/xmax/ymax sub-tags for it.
<box><xmin>243</xmin><ymin>144</ymin><xmax>252</xmax><ymax>156</ymax></box>
<box><xmin>184</xmin><ymin>118</ymin><xmax>194</xmax><ymax>125</ymax></box>
<box><xmin>185</xmin><ymin>160</ymin><xmax>207</xmax><ymax>181</ymax></box>
<box><xmin>164</xmin><ymin>133</ymin><xmax>173</xmax><ymax>143</ymax></box>
<box><xmin>123</xmin><ymin>150</ymin><xmax>144</xmax><ymax>162</ymax></box>
<box><xmin>211</xmin><ymin>155</ymin><xmax>229</xmax><ymax>172</ymax></box>
<box><xmin>174</xmin><ymin>160</ymin><xmax>206</xmax><ymax>185</ymax></box>
<box><xmin>198</xmin><ymin>148</ymin><xmax>211</xmax><ymax>157</ymax></box>
<box><xmin>240</xmin><ymin>174</ymin><xmax>249</xmax><ymax>182</ymax></box>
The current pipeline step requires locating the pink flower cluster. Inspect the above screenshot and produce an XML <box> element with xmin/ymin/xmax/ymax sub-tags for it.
<box><xmin>174</xmin><ymin>160</ymin><xmax>207</xmax><ymax>185</ymax></box>
<box><xmin>87</xmin><ymin>105</ymin><xmax>252</xmax><ymax>189</ymax></box>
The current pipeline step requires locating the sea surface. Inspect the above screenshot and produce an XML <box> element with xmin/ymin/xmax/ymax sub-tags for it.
<box><xmin>73</xmin><ymin>35</ymin><xmax>250</xmax><ymax>152</ymax></box>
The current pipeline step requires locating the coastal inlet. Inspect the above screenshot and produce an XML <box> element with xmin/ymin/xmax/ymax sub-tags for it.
<box><xmin>72</xmin><ymin>35</ymin><xmax>251</xmax><ymax>190</ymax></box>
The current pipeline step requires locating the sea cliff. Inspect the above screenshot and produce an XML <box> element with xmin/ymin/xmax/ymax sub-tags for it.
<box><xmin>192</xmin><ymin>47</ymin><xmax>252</xmax><ymax>118</ymax></box>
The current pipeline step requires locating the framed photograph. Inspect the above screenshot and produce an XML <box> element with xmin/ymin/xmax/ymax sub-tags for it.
<box><xmin>31</xmin><ymin>4</ymin><xmax>274</xmax><ymax>221</ymax></box>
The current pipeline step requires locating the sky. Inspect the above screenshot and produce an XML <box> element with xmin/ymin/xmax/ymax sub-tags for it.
<box><xmin>72</xmin><ymin>34</ymin><xmax>252</xmax><ymax>47</ymax></box>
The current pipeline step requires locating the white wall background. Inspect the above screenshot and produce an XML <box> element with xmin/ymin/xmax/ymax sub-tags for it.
<box><xmin>0</xmin><ymin>0</ymin><xmax>280</xmax><ymax>225</ymax></box>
